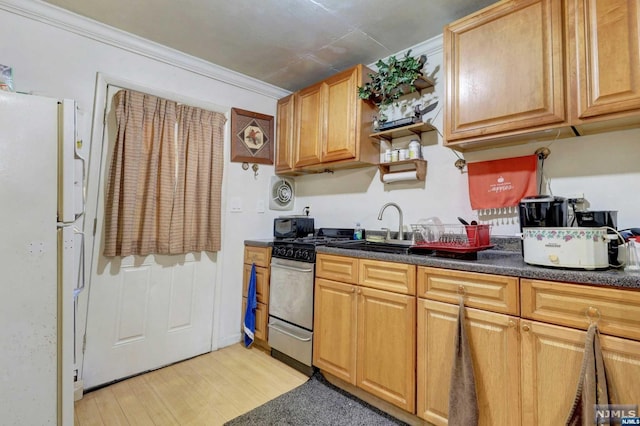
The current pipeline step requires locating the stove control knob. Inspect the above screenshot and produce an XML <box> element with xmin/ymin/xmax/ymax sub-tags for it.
<box><xmin>294</xmin><ymin>249</ymin><xmax>302</xmax><ymax>259</ymax></box>
<box><xmin>286</xmin><ymin>248</ymin><xmax>294</xmax><ymax>257</ymax></box>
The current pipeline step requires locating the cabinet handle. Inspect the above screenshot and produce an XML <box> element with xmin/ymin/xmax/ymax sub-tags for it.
<box><xmin>508</xmin><ymin>320</ymin><xmax>516</xmax><ymax>328</ymax></box>
<box><xmin>351</xmin><ymin>288</ymin><xmax>356</xmax><ymax>293</ymax></box>
<box><xmin>586</xmin><ymin>306</ymin><xmax>601</xmax><ymax>325</ymax></box>
<box><xmin>522</xmin><ymin>324</ymin><xmax>530</xmax><ymax>332</ymax></box>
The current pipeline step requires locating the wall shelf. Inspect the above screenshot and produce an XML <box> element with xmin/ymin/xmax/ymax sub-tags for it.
<box><xmin>370</xmin><ymin>122</ymin><xmax>436</xmax><ymax>142</ymax></box>
<box><xmin>378</xmin><ymin>159</ymin><xmax>427</xmax><ymax>183</ymax></box>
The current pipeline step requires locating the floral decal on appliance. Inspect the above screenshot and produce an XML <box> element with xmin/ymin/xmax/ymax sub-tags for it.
<box><xmin>523</xmin><ymin>228</ymin><xmax>605</xmax><ymax>242</ymax></box>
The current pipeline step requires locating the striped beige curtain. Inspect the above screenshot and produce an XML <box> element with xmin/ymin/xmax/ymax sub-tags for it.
<box><xmin>170</xmin><ymin>105</ymin><xmax>226</xmax><ymax>253</ymax></box>
<box><xmin>103</xmin><ymin>89</ymin><xmax>226</xmax><ymax>257</ymax></box>
<box><xmin>104</xmin><ymin>90</ymin><xmax>177</xmax><ymax>257</ymax></box>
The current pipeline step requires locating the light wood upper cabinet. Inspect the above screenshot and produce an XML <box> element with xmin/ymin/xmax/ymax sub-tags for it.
<box><xmin>444</xmin><ymin>0</ymin><xmax>640</xmax><ymax>149</ymax></box>
<box><xmin>323</xmin><ymin>68</ymin><xmax>359</xmax><ymax>163</ymax></box>
<box><xmin>444</xmin><ymin>0</ymin><xmax>567</xmax><ymax>147</ymax></box>
<box><xmin>275</xmin><ymin>94</ymin><xmax>295</xmax><ymax>174</ymax></box>
<box><xmin>569</xmin><ymin>0</ymin><xmax>640</xmax><ymax>123</ymax></box>
<box><xmin>276</xmin><ymin>64</ymin><xmax>378</xmax><ymax>174</ymax></box>
<box><xmin>294</xmin><ymin>81</ymin><xmax>325</xmax><ymax>168</ymax></box>
<box><xmin>417</xmin><ymin>299</ymin><xmax>520</xmax><ymax>425</ymax></box>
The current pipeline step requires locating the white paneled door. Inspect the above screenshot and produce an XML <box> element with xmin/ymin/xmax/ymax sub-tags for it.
<box><xmin>82</xmin><ymin>84</ymin><xmax>217</xmax><ymax>389</ymax></box>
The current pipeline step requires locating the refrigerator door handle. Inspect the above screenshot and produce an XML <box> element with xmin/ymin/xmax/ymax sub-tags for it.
<box><xmin>74</xmin><ymin>147</ymin><xmax>86</xmax><ymax>221</ymax></box>
<box><xmin>73</xmin><ymin>227</ymin><xmax>85</xmax><ymax>300</ymax></box>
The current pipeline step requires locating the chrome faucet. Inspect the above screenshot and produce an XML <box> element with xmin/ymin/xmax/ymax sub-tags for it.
<box><xmin>377</xmin><ymin>202</ymin><xmax>404</xmax><ymax>240</ymax></box>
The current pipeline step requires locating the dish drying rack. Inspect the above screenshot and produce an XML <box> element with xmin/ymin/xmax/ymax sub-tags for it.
<box><xmin>410</xmin><ymin>223</ymin><xmax>493</xmax><ymax>254</ymax></box>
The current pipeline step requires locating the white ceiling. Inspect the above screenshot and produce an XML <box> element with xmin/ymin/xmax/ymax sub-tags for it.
<box><xmin>43</xmin><ymin>0</ymin><xmax>495</xmax><ymax>92</ymax></box>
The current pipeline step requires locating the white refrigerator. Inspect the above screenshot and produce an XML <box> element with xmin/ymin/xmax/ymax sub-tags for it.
<box><xmin>0</xmin><ymin>91</ymin><xmax>84</xmax><ymax>425</ymax></box>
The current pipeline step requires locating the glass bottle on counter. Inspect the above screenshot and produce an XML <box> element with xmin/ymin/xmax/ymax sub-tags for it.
<box><xmin>354</xmin><ymin>223</ymin><xmax>363</xmax><ymax>240</ymax></box>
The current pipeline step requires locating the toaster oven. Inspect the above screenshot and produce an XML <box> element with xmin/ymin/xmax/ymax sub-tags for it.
<box><xmin>273</xmin><ymin>216</ymin><xmax>315</xmax><ymax>239</ymax></box>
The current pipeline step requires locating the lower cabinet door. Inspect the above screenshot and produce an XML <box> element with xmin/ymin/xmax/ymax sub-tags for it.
<box><xmin>241</xmin><ymin>297</ymin><xmax>267</xmax><ymax>342</ymax></box>
<box><xmin>357</xmin><ymin>286</ymin><xmax>416</xmax><ymax>413</ymax></box>
<box><xmin>312</xmin><ymin>278</ymin><xmax>357</xmax><ymax>384</ymax></box>
<box><xmin>520</xmin><ymin>320</ymin><xmax>640</xmax><ymax>426</ymax></box>
<box><xmin>416</xmin><ymin>299</ymin><xmax>521</xmax><ymax>425</ymax></box>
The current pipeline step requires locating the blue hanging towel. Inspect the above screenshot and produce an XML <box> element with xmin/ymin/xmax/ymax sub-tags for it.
<box><xmin>243</xmin><ymin>263</ymin><xmax>257</xmax><ymax>347</ymax></box>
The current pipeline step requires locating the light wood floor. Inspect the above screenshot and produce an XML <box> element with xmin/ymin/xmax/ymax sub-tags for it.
<box><xmin>74</xmin><ymin>343</ymin><xmax>308</xmax><ymax>426</ymax></box>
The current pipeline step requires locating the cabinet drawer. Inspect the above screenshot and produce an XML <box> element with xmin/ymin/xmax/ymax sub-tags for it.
<box><xmin>242</xmin><ymin>264</ymin><xmax>270</xmax><ymax>305</ymax></box>
<box><xmin>241</xmin><ymin>298</ymin><xmax>268</xmax><ymax>342</ymax></box>
<box><xmin>521</xmin><ymin>279</ymin><xmax>640</xmax><ymax>341</ymax></box>
<box><xmin>316</xmin><ymin>254</ymin><xmax>358</xmax><ymax>284</ymax></box>
<box><xmin>359</xmin><ymin>259</ymin><xmax>416</xmax><ymax>295</ymax></box>
<box><xmin>244</xmin><ymin>245</ymin><xmax>271</xmax><ymax>268</ymax></box>
<box><xmin>417</xmin><ymin>267</ymin><xmax>519</xmax><ymax>315</ymax></box>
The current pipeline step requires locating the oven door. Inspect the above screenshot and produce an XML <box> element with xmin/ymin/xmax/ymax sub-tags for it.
<box><xmin>269</xmin><ymin>257</ymin><xmax>314</xmax><ymax>330</ymax></box>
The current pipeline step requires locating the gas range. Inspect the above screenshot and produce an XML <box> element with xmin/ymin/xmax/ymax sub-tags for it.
<box><xmin>272</xmin><ymin>228</ymin><xmax>355</xmax><ymax>263</ymax></box>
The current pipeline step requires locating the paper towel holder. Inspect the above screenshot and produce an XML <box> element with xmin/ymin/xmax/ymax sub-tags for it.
<box><xmin>378</xmin><ymin>159</ymin><xmax>427</xmax><ymax>183</ymax></box>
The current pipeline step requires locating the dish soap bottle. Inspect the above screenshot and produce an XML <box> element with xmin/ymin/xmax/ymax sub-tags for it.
<box><xmin>354</xmin><ymin>223</ymin><xmax>363</xmax><ymax>240</ymax></box>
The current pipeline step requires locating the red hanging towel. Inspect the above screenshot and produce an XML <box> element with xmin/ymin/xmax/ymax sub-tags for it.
<box><xmin>467</xmin><ymin>154</ymin><xmax>538</xmax><ymax>210</ymax></box>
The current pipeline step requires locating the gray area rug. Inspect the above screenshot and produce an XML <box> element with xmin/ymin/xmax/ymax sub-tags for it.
<box><xmin>225</xmin><ymin>371</ymin><xmax>408</xmax><ymax>426</ymax></box>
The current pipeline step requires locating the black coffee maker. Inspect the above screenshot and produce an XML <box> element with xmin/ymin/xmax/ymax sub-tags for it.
<box><xmin>575</xmin><ymin>210</ymin><xmax>620</xmax><ymax>265</ymax></box>
<box><xmin>518</xmin><ymin>195</ymin><xmax>568</xmax><ymax>254</ymax></box>
<box><xmin>574</xmin><ymin>210</ymin><xmax>617</xmax><ymax>228</ymax></box>
<box><xmin>518</xmin><ymin>195</ymin><xmax>569</xmax><ymax>230</ymax></box>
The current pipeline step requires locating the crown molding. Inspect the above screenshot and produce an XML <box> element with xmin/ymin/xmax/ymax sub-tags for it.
<box><xmin>407</xmin><ymin>33</ymin><xmax>444</xmax><ymax>58</ymax></box>
<box><xmin>367</xmin><ymin>33</ymin><xmax>443</xmax><ymax>72</ymax></box>
<box><xmin>0</xmin><ymin>0</ymin><xmax>291</xmax><ymax>99</ymax></box>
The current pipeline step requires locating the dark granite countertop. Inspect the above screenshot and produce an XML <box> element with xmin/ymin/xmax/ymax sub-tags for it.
<box><xmin>244</xmin><ymin>239</ymin><xmax>273</xmax><ymax>248</ymax></box>
<box><xmin>245</xmin><ymin>238</ymin><xmax>640</xmax><ymax>289</ymax></box>
<box><xmin>315</xmin><ymin>246</ymin><xmax>640</xmax><ymax>290</ymax></box>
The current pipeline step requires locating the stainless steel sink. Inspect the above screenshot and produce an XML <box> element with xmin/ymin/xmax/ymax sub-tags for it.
<box><xmin>326</xmin><ymin>239</ymin><xmax>413</xmax><ymax>255</ymax></box>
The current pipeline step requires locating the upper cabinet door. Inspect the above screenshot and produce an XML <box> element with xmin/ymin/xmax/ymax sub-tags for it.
<box><xmin>570</xmin><ymin>0</ymin><xmax>640</xmax><ymax>121</ymax></box>
<box><xmin>275</xmin><ymin>94</ymin><xmax>295</xmax><ymax>174</ymax></box>
<box><xmin>294</xmin><ymin>82</ymin><xmax>325</xmax><ymax>168</ymax></box>
<box><xmin>323</xmin><ymin>67</ymin><xmax>358</xmax><ymax>163</ymax></box>
<box><xmin>444</xmin><ymin>0</ymin><xmax>567</xmax><ymax>145</ymax></box>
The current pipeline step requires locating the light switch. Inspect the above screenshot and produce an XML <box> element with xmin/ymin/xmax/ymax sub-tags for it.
<box><xmin>256</xmin><ymin>200</ymin><xmax>265</xmax><ymax>213</ymax></box>
<box><xmin>230</xmin><ymin>197</ymin><xmax>243</xmax><ymax>213</ymax></box>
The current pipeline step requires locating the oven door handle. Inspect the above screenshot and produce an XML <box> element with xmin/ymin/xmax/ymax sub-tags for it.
<box><xmin>268</xmin><ymin>323</ymin><xmax>312</xmax><ymax>342</ymax></box>
<box><xmin>271</xmin><ymin>263</ymin><xmax>313</xmax><ymax>273</ymax></box>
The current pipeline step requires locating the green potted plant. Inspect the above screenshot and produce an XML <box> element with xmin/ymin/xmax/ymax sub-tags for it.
<box><xmin>357</xmin><ymin>50</ymin><xmax>427</xmax><ymax>111</ymax></box>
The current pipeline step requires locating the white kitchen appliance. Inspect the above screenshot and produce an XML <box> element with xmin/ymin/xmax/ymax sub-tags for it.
<box><xmin>269</xmin><ymin>176</ymin><xmax>295</xmax><ymax>211</ymax></box>
<box><xmin>522</xmin><ymin>227</ymin><xmax>613</xmax><ymax>270</ymax></box>
<box><xmin>0</xmin><ymin>91</ymin><xmax>84</xmax><ymax>424</ymax></box>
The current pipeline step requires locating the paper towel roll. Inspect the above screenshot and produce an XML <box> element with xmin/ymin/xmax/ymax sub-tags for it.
<box><xmin>382</xmin><ymin>170</ymin><xmax>418</xmax><ymax>183</ymax></box>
